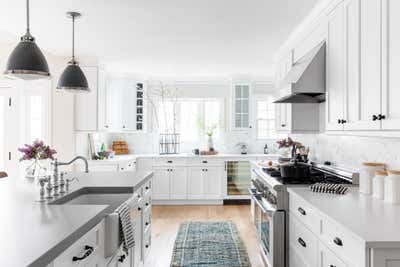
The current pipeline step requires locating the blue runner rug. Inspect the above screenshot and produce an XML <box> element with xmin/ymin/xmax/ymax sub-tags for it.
<box><xmin>171</xmin><ymin>221</ymin><xmax>252</xmax><ymax>267</ymax></box>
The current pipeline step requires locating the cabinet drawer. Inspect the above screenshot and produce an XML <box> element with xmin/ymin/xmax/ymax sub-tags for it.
<box><xmin>289</xmin><ymin>192</ymin><xmax>321</xmax><ymax>234</ymax></box>
<box><xmin>143</xmin><ymin>227</ymin><xmax>151</xmax><ymax>259</ymax></box>
<box><xmin>320</xmin><ymin>215</ymin><xmax>364</xmax><ymax>266</ymax></box>
<box><xmin>289</xmin><ymin>215</ymin><xmax>318</xmax><ymax>267</ymax></box>
<box><xmin>54</xmin><ymin>221</ymin><xmax>104</xmax><ymax>267</ymax></box>
<box><xmin>189</xmin><ymin>158</ymin><xmax>224</xmax><ymax>167</ymax></box>
<box><xmin>154</xmin><ymin>158</ymin><xmax>187</xmax><ymax>167</ymax></box>
<box><xmin>319</xmin><ymin>241</ymin><xmax>347</xmax><ymax>267</ymax></box>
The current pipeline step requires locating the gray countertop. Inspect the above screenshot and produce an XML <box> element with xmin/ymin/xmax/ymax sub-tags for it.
<box><xmin>288</xmin><ymin>187</ymin><xmax>400</xmax><ymax>248</ymax></box>
<box><xmin>0</xmin><ymin>171</ymin><xmax>153</xmax><ymax>267</ymax></box>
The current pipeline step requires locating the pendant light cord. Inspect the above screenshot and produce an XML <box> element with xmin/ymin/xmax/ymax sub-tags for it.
<box><xmin>26</xmin><ymin>0</ymin><xmax>30</xmax><ymax>33</ymax></box>
<box><xmin>72</xmin><ymin>15</ymin><xmax>75</xmax><ymax>63</ymax></box>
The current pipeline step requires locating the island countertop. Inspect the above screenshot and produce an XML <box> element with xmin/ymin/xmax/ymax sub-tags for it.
<box><xmin>0</xmin><ymin>171</ymin><xmax>153</xmax><ymax>267</ymax></box>
<box><xmin>288</xmin><ymin>187</ymin><xmax>400</xmax><ymax>248</ymax></box>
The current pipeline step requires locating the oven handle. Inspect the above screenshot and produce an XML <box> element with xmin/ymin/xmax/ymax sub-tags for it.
<box><xmin>252</xmin><ymin>194</ymin><xmax>277</xmax><ymax>214</ymax></box>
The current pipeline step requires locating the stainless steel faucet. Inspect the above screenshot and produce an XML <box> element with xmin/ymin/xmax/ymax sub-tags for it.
<box><xmin>54</xmin><ymin>156</ymin><xmax>89</xmax><ymax>173</ymax></box>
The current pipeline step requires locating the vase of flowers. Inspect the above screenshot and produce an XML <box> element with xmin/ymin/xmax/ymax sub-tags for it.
<box><xmin>18</xmin><ymin>140</ymin><xmax>57</xmax><ymax>178</ymax></box>
<box><xmin>206</xmin><ymin>123</ymin><xmax>219</xmax><ymax>151</ymax></box>
<box><xmin>276</xmin><ymin>137</ymin><xmax>301</xmax><ymax>158</ymax></box>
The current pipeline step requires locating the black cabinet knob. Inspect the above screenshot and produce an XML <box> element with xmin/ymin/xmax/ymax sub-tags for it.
<box><xmin>298</xmin><ymin>207</ymin><xmax>306</xmax><ymax>216</ymax></box>
<box><xmin>341</xmin><ymin>119</ymin><xmax>347</xmax><ymax>124</ymax></box>
<box><xmin>372</xmin><ymin>114</ymin><xmax>378</xmax><ymax>121</ymax></box>
<box><xmin>338</xmin><ymin>119</ymin><xmax>341</xmax><ymax>124</ymax></box>
<box><xmin>145</xmin><ymin>244</ymin><xmax>149</xmax><ymax>248</ymax></box>
<box><xmin>281</xmin><ymin>124</ymin><xmax>286</xmax><ymax>127</ymax></box>
<box><xmin>298</xmin><ymin>237</ymin><xmax>306</xmax><ymax>248</ymax></box>
<box><xmin>145</xmin><ymin>202</ymin><xmax>149</xmax><ymax>206</ymax></box>
<box><xmin>378</xmin><ymin>114</ymin><xmax>386</xmax><ymax>120</ymax></box>
<box><xmin>145</xmin><ymin>186</ymin><xmax>149</xmax><ymax>190</ymax></box>
<box><xmin>145</xmin><ymin>222</ymin><xmax>149</xmax><ymax>226</ymax></box>
<box><xmin>138</xmin><ymin>207</ymin><xmax>142</xmax><ymax>211</ymax></box>
<box><xmin>333</xmin><ymin>237</ymin><xmax>343</xmax><ymax>246</ymax></box>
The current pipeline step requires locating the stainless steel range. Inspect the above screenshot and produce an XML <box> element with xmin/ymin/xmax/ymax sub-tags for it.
<box><xmin>249</xmin><ymin>161</ymin><xmax>359</xmax><ymax>267</ymax></box>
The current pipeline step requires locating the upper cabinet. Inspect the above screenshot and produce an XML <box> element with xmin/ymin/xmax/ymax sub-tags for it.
<box><xmin>75</xmin><ymin>71</ymin><xmax>147</xmax><ymax>133</ymax></box>
<box><xmin>232</xmin><ymin>83</ymin><xmax>251</xmax><ymax>130</ymax></box>
<box><xmin>325</xmin><ymin>0</ymin><xmax>400</xmax><ymax>132</ymax></box>
<box><xmin>74</xmin><ymin>66</ymin><xmax>99</xmax><ymax>131</ymax></box>
<box><xmin>381</xmin><ymin>0</ymin><xmax>400</xmax><ymax>130</ymax></box>
<box><xmin>326</xmin><ymin>2</ymin><xmax>345</xmax><ymax>131</ymax></box>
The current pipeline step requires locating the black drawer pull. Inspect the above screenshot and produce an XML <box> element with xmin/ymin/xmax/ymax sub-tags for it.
<box><xmin>167</xmin><ymin>160</ymin><xmax>173</xmax><ymax>163</ymax></box>
<box><xmin>333</xmin><ymin>237</ymin><xmax>343</xmax><ymax>246</ymax></box>
<box><xmin>298</xmin><ymin>237</ymin><xmax>306</xmax><ymax>248</ymax></box>
<box><xmin>72</xmin><ymin>245</ymin><xmax>94</xmax><ymax>262</ymax></box>
<box><xmin>298</xmin><ymin>207</ymin><xmax>306</xmax><ymax>216</ymax></box>
<box><xmin>118</xmin><ymin>254</ymin><xmax>126</xmax><ymax>262</ymax></box>
<box><xmin>202</xmin><ymin>160</ymin><xmax>208</xmax><ymax>163</ymax></box>
<box><xmin>145</xmin><ymin>222</ymin><xmax>149</xmax><ymax>226</ymax></box>
<box><xmin>330</xmin><ymin>265</ymin><xmax>336</xmax><ymax>267</ymax></box>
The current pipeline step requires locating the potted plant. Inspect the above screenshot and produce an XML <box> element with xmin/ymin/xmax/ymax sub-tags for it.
<box><xmin>18</xmin><ymin>140</ymin><xmax>57</xmax><ymax>178</ymax></box>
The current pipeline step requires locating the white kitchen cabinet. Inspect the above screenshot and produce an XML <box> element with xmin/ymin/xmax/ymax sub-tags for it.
<box><xmin>326</xmin><ymin>1</ymin><xmax>345</xmax><ymax>131</ymax></box>
<box><xmin>152</xmin><ymin>168</ymin><xmax>170</xmax><ymax>200</ymax></box>
<box><xmin>232</xmin><ymin>83</ymin><xmax>251</xmax><ymax>130</ymax></box>
<box><xmin>170</xmin><ymin>167</ymin><xmax>187</xmax><ymax>199</ymax></box>
<box><xmin>204</xmin><ymin>167</ymin><xmax>223</xmax><ymax>199</ymax></box>
<box><xmin>107</xmin><ymin>247</ymin><xmax>131</xmax><ymax>267</ymax></box>
<box><xmin>370</xmin><ymin>248</ymin><xmax>400</xmax><ymax>267</ymax></box>
<box><xmin>318</xmin><ymin>242</ymin><xmax>347</xmax><ymax>267</ymax></box>
<box><xmin>74</xmin><ymin>66</ymin><xmax>99</xmax><ymax>131</ymax></box>
<box><xmin>381</xmin><ymin>0</ymin><xmax>400</xmax><ymax>130</ymax></box>
<box><xmin>188</xmin><ymin>167</ymin><xmax>205</xmax><ymax>199</ymax></box>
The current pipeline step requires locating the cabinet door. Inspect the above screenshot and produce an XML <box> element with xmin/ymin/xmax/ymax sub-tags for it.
<box><xmin>105</xmin><ymin>78</ymin><xmax>123</xmax><ymax>131</ymax></box>
<box><xmin>233</xmin><ymin>84</ymin><xmax>250</xmax><ymax>130</ymax></box>
<box><xmin>355</xmin><ymin>0</ymin><xmax>381</xmax><ymax>130</ymax></box>
<box><xmin>120</xmin><ymin>80</ymin><xmax>136</xmax><ymax>131</ymax></box>
<box><xmin>326</xmin><ymin>3</ymin><xmax>345</xmax><ymax>131</ymax></box>
<box><xmin>188</xmin><ymin>167</ymin><xmax>205</xmax><ymax>199</ymax></box>
<box><xmin>170</xmin><ymin>167</ymin><xmax>187</xmax><ymax>199</ymax></box>
<box><xmin>381</xmin><ymin>0</ymin><xmax>400</xmax><ymax>130</ymax></box>
<box><xmin>74</xmin><ymin>66</ymin><xmax>98</xmax><ymax>131</ymax></box>
<box><xmin>204</xmin><ymin>167</ymin><xmax>223</xmax><ymax>199</ymax></box>
<box><xmin>318</xmin><ymin>242</ymin><xmax>347</xmax><ymax>267</ymax></box>
<box><xmin>152</xmin><ymin>169</ymin><xmax>170</xmax><ymax>200</ymax></box>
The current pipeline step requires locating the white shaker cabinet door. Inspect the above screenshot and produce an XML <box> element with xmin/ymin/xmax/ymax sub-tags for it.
<box><xmin>356</xmin><ymin>0</ymin><xmax>381</xmax><ymax>130</ymax></box>
<box><xmin>381</xmin><ymin>0</ymin><xmax>400</xmax><ymax>130</ymax></box>
<box><xmin>318</xmin><ymin>241</ymin><xmax>347</xmax><ymax>267</ymax></box>
<box><xmin>188</xmin><ymin>167</ymin><xmax>205</xmax><ymax>199</ymax></box>
<box><xmin>204</xmin><ymin>167</ymin><xmax>223</xmax><ymax>199</ymax></box>
<box><xmin>74</xmin><ymin>66</ymin><xmax>98</xmax><ymax>131</ymax></box>
<box><xmin>120</xmin><ymin>79</ymin><xmax>136</xmax><ymax>131</ymax></box>
<box><xmin>326</xmin><ymin>2</ymin><xmax>345</xmax><ymax>131</ymax></box>
<box><xmin>152</xmin><ymin>169</ymin><xmax>170</xmax><ymax>200</ymax></box>
<box><xmin>170</xmin><ymin>167</ymin><xmax>187</xmax><ymax>199</ymax></box>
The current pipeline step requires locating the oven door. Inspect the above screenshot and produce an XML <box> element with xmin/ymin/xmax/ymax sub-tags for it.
<box><xmin>253</xmin><ymin>195</ymin><xmax>285</xmax><ymax>267</ymax></box>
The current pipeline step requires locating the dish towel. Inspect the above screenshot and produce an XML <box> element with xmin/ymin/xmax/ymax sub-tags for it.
<box><xmin>115</xmin><ymin>201</ymin><xmax>135</xmax><ymax>254</ymax></box>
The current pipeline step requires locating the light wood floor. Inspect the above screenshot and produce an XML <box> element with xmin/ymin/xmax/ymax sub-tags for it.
<box><xmin>145</xmin><ymin>205</ymin><xmax>266</xmax><ymax>267</ymax></box>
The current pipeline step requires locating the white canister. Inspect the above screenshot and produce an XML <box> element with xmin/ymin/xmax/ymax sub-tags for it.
<box><xmin>359</xmin><ymin>162</ymin><xmax>385</xmax><ymax>195</ymax></box>
<box><xmin>384</xmin><ymin>170</ymin><xmax>400</xmax><ymax>204</ymax></box>
<box><xmin>372</xmin><ymin>170</ymin><xmax>387</xmax><ymax>200</ymax></box>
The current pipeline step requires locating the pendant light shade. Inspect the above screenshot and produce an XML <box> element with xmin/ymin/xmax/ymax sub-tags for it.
<box><xmin>4</xmin><ymin>0</ymin><xmax>50</xmax><ymax>80</ymax></box>
<box><xmin>57</xmin><ymin>12</ymin><xmax>89</xmax><ymax>93</ymax></box>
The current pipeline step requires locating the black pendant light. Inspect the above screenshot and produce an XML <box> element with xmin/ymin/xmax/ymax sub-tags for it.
<box><xmin>4</xmin><ymin>0</ymin><xmax>50</xmax><ymax>80</ymax></box>
<box><xmin>57</xmin><ymin>12</ymin><xmax>89</xmax><ymax>93</ymax></box>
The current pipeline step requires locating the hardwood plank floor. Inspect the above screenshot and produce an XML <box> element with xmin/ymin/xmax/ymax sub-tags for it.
<box><xmin>145</xmin><ymin>205</ymin><xmax>266</xmax><ymax>267</ymax></box>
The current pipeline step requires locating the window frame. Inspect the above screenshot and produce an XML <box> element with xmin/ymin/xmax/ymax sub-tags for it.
<box><xmin>254</xmin><ymin>95</ymin><xmax>277</xmax><ymax>140</ymax></box>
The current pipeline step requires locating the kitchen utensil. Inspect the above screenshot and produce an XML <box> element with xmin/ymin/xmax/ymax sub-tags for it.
<box><xmin>279</xmin><ymin>161</ymin><xmax>311</xmax><ymax>179</ymax></box>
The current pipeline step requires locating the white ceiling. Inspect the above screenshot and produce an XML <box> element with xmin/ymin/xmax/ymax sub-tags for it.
<box><xmin>0</xmin><ymin>0</ymin><xmax>319</xmax><ymax>78</ymax></box>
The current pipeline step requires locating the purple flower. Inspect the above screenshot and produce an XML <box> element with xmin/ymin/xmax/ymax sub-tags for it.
<box><xmin>18</xmin><ymin>140</ymin><xmax>57</xmax><ymax>161</ymax></box>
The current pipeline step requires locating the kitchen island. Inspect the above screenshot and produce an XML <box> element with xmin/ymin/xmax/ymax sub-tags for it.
<box><xmin>0</xmin><ymin>171</ymin><xmax>153</xmax><ymax>267</ymax></box>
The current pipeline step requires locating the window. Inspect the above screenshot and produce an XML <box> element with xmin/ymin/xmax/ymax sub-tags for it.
<box><xmin>156</xmin><ymin>98</ymin><xmax>223</xmax><ymax>143</ymax></box>
<box><xmin>256</xmin><ymin>97</ymin><xmax>277</xmax><ymax>139</ymax></box>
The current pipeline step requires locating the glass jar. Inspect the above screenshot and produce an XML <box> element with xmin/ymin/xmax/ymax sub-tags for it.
<box><xmin>384</xmin><ymin>170</ymin><xmax>400</xmax><ymax>204</ymax></box>
<box><xmin>372</xmin><ymin>170</ymin><xmax>387</xmax><ymax>200</ymax></box>
<box><xmin>360</xmin><ymin>162</ymin><xmax>385</xmax><ymax>195</ymax></box>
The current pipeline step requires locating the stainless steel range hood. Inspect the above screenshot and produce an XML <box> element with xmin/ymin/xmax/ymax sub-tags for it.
<box><xmin>274</xmin><ymin>41</ymin><xmax>326</xmax><ymax>103</ymax></box>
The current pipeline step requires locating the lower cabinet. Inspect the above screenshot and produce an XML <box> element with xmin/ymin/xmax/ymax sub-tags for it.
<box><xmin>319</xmin><ymin>242</ymin><xmax>347</xmax><ymax>267</ymax></box>
<box><xmin>170</xmin><ymin>167</ymin><xmax>187</xmax><ymax>199</ymax></box>
<box><xmin>107</xmin><ymin>247</ymin><xmax>131</xmax><ymax>267</ymax></box>
<box><xmin>188</xmin><ymin>167</ymin><xmax>205</xmax><ymax>199</ymax></box>
<box><xmin>152</xmin><ymin>168</ymin><xmax>170</xmax><ymax>200</ymax></box>
<box><xmin>203</xmin><ymin>167</ymin><xmax>223</xmax><ymax>199</ymax></box>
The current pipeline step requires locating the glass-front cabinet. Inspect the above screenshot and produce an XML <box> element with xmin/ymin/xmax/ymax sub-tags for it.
<box><xmin>232</xmin><ymin>83</ymin><xmax>251</xmax><ymax>130</ymax></box>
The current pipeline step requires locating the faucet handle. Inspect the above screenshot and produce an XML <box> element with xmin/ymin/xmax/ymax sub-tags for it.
<box><xmin>66</xmin><ymin>177</ymin><xmax>79</xmax><ymax>191</ymax></box>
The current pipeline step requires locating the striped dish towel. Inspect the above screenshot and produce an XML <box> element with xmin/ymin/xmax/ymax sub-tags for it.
<box><xmin>115</xmin><ymin>201</ymin><xmax>135</xmax><ymax>254</ymax></box>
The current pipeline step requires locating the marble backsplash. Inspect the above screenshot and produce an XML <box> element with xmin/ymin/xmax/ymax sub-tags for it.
<box><xmin>291</xmin><ymin>134</ymin><xmax>400</xmax><ymax>170</ymax></box>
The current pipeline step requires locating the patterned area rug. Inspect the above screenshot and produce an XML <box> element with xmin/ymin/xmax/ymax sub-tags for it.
<box><xmin>171</xmin><ymin>221</ymin><xmax>251</xmax><ymax>267</ymax></box>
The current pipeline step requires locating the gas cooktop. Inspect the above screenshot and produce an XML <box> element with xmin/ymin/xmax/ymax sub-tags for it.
<box><xmin>262</xmin><ymin>164</ymin><xmax>353</xmax><ymax>185</ymax></box>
